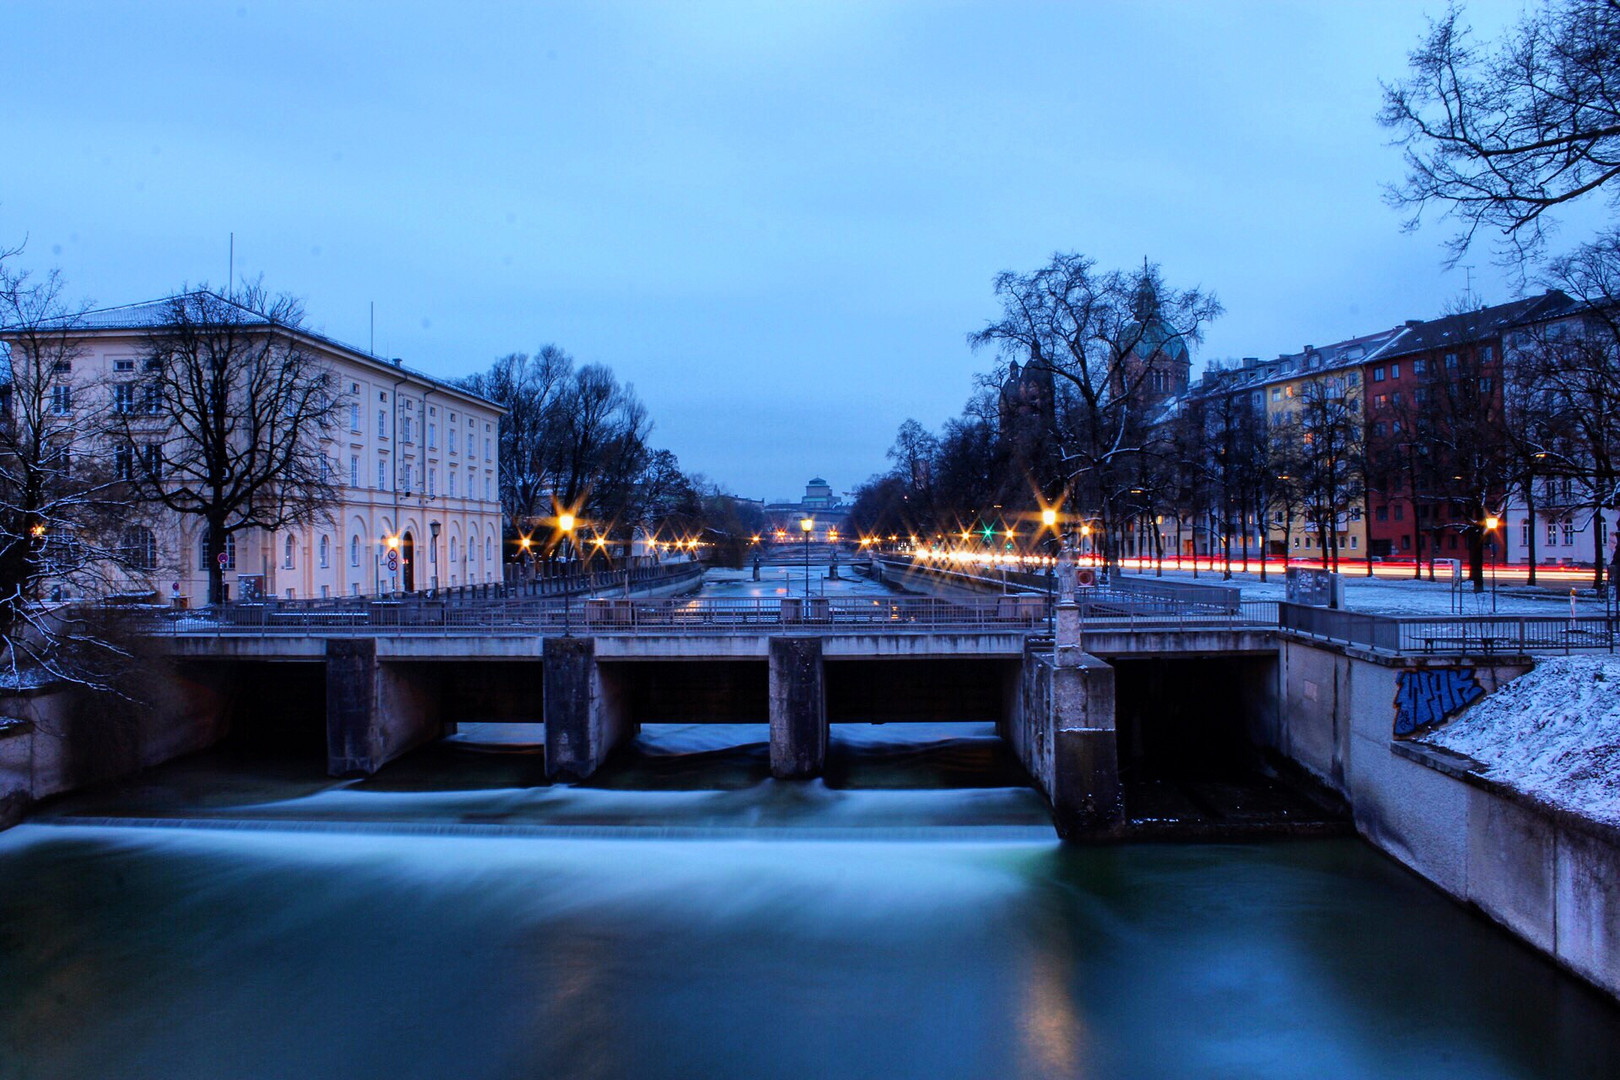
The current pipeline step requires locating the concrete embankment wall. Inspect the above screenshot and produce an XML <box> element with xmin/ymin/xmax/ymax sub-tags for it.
<box><xmin>1270</xmin><ymin>638</ymin><xmax>1620</xmax><ymax>1001</ymax></box>
<box><xmin>0</xmin><ymin>660</ymin><xmax>233</xmax><ymax>828</ymax></box>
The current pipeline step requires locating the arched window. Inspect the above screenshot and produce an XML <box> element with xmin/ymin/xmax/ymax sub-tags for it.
<box><xmin>319</xmin><ymin>535</ymin><xmax>330</xmax><ymax>568</ymax></box>
<box><xmin>283</xmin><ymin>534</ymin><xmax>296</xmax><ymax>570</ymax></box>
<box><xmin>349</xmin><ymin>535</ymin><xmax>360</xmax><ymax>567</ymax></box>
<box><xmin>449</xmin><ymin>537</ymin><xmax>458</xmax><ymax>565</ymax></box>
<box><xmin>121</xmin><ymin>526</ymin><xmax>157</xmax><ymax>570</ymax></box>
<box><xmin>485</xmin><ymin>537</ymin><xmax>493</xmax><ymax>563</ymax></box>
<box><xmin>198</xmin><ymin>532</ymin><xmax>236</xmax><ymax>571</ymax></box>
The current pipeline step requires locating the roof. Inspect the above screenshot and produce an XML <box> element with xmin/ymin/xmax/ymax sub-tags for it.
<box><xmin>1184</xmin><ymin>325</ymin><xmax>1407</xmax><ymax>402</ymax></box>
<box><xmin>1379</xmin><ymin>290</ymin><xmax>1577</xmax><ymax>359</ymax></box>
<box><xmin>51</xmin><ymin>292</ymin><xmax>503</xmax><ymax>412</ymax></box>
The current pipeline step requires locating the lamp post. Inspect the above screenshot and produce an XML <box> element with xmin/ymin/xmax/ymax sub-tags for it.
<box><xmin>800</xmin><ymin>516</ymin><xmax>814</xmax><ymax>596</ymax></box>
<box><xmin>1485</xmin><ymin>514</ymin><xmax>1500</xmax><ymax>613</ymax></box>
<box><xmin>559</xmin><ymin>512</ymin><xmax>576</xmax><ymax>635</ymax></box>
<box><xmin>1041</xmin><ymin>507</ymin><xmax>1058</xmax><ymax>635</ymax></box>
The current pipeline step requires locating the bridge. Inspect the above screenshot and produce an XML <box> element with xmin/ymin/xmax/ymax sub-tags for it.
<box><xmin>144</xmin><ymin>570</ymin><xmax>1613</xmax><ymax>837</ymax></box>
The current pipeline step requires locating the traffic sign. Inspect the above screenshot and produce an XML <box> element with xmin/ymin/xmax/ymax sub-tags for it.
<box><xmin>216</xmin><ymin>551</ymin><xmax>228</xmax><ymax>568</ymax></box>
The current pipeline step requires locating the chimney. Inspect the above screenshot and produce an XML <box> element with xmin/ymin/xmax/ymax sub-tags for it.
<box><xmin>1405</xmin><ymin>319</ymin><xmax>1422</xmax><ymax>327</ymax></box>
<box><xmin>392</xmin><ymin>357</ymin><xmax>404</xmax><ymax>367</ymax></box>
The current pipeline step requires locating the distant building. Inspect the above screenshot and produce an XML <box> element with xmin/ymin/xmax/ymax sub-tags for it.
<box><xmin>764</xmin><ymin>478</ymin><xmax>851</xmax><ymax>542</ymax></box>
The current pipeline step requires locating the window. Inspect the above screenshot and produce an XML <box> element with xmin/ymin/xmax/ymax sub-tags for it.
<box><xmin>283</xmin><ymin>534</ymin><xmax>296</xmax><ymax>569</ymax></box>
<box><xmin>402</xmin><ymin>416</ymin><xmax>412</xmax><ymax>444</ymax></box>
<box><xmin>198</xmin><ymin>532</ymin><xmax>236</xmax><ymax>571</ymax></box>
<box><xmin>1376</xmin><ymin>506</ymin><xmax>1389</xmax><ymax>522</ymax></box>
<box><xmin>1444</xmin><ymin>352</ymin><xmax>1458</xmax><ymax>369</ymax></box>
<box><xmin>1563</xmin><ymin>520</ymin><xmax>1576</xmax><ymax>546</ymax></box>
<box><xmin>1271</xmin><ymin>387</ymin><xmax>1281</xmax><ymax>401</ymax></box>
<box><xmin>1349</xmin><ymin>535</ymin><xmax>1358</xmax><ymax>549</ymax></box>
<box><xmin>142</xmin><ymin>382</ymin><xmax>161</xmax><ymax>414</ymax></box>
<box><xmin>1393</xmin><ymin>504</ymin><xmax>1403</xmax><ymax>521</ymax></box>
<box><xmin>1415</xmin><ymin>387</ymin><xmax>1430</xmax><ymax>405</ymax></box>
<box><xmin>120</xmin><ymin>526</ymin><xmax>157</xmax><ymax>570</ymax></box>
<box><xmin>114</xmin><ymin>358</ymin><xmax>135</xmax><ymax>373</ymax></box>
<box><xmin>378</xmin><ymin>460</ymin><xmax>388</xmax><ymax>489</ymax></box>
<box><xmin>377</xmin><ymin>409</ymin><xmax>388</xmax><ymax>438</ymax></box>
<box><xmin>319</xmin><ymin>535</ymin><xmax>330</xmax><ymax>568</ymax></box>
<box><xmin>1372</xmin><ymin>367</ymin><xmax>1385</xmax><ymax>382</ymax></box>
<box><xmin>52</xmin><ymin>360</ymin><xmax>71</xmax><ymax>375</ymax></box>
<box><xmin>402</xmin><ymin>463</ymin><xmax>413</xmax><ymax>493</ymax></box>
<box><xmin>428</xmin><ymin>423</ymin><xmax>436</xmax><ymax>449</ymax></box>
<box><xmin>450</xmin><ymin>537</ymin><xmax>458</xmax><ymax>564</ymax></box>
<box><xmin>1374</xmin><ymin>394</ymin><xmax>1387</xmax><ymax>409</ymax></box>
<box><xmin>485</xmin><ymin>476</ymin><xmax>492</xmax><ymax>501</ymax></box>
<box><xmin>51</xmin><ymin>385</ymin><xmax>72</xmax><ymax>415</ymax></box>
<box><xmin>1392</xmin><ymin>392</ymin><xmax>1402</xmax><ymax>407</ymax></box>
<box><xmin>448</xmin><ymin>470</ymin><xmax>456</xmax><ymax>497</ymax></box>
<box><xmin>1413</xmin><ymin>358</ymin><xmax>1427</xmax><ymax>374</ymax></box>
<box><xmin>428</xmin><ymin>468</ymin><xmax>436</xmax><ymax>498</ymax></box>
<box><xmin>1548</xmin><ymin>522</ymin><xmax>1559</xmax><ymax>546</ymax></box>
<box><xmin>449</xmin><ymin>429</ymin><xmax>457</xmax><ymax>454</ymax></box>
<box><xmin>1521</xmin><ymin>521</ymin><xmax>1531</xmax><ymax>546</ymax></box>
<box><xmin>486</xmin><ymin>537</ymin><xmax>492</xmax><ymax>563</ymax></box>
<box><xmin>114</xmin><ymin>445</ymin><xmax>134</xmax><ymax>481</ymax></box>
<box><xmin>141</xmin><ymin>443</ymin><xmax>162</xmax><ymax>481</ymax></box>
<box><xmin>1390</xmin><ymin>362</ymin><xmax>1399</xmax><ymax>379</ymax></box>
<box><xmin>485</xmin><ymin>438</ymin><xmax>492</xmax><ymax>460</ymax></box>
<box><xmin>350</xmin><ymin>535</ymin><xmax>360</xmax><ymax>567</ymax></box>
<box><xmin>350</xmin><ymin>455</ymin><xmax>360</xmax><ymax>487</ymax></box>
<box><xmin>1480</xmin><ymin>377</ymin><xmax>1493</xmax><ymax>392</ymax></box>
<box><xmin>1481</xmin><ymin>344</ymin><xmax>1494</xmax><ymax>362</ymax></box>
<box><xmin>350</xmin><ymin>404</ymin><xmax>361</xmax><ymax>431</ymax></box>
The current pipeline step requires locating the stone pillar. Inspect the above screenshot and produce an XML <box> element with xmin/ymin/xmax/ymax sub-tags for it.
<box><xmin>1011</xmin><ymin>641</ymin><xmax>1122</xmax><ymax>838</ymax></box>
<box><xmin>544</xmin><ymin>636</ymin><xmax>632</xmax><ymax>780</ymax></box>
<box><xmin>1048</xmin><ymin>650</ymin><xmax>1122</xmax><ymax>835</ymax></box>
<box><xmin>769</xmin><ymin>636</ymin><xmax>827</xmax><ymax>779</ymax></box>
<box><xmin>326</xmin><ymin>638</ymin><xmax>444</xmax><ymax>776</ymax></box>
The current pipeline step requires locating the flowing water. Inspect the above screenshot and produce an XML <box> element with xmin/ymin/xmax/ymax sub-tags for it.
<box><xmin>3</xmin><ymin>719</ymin><xmax>1620</xmax><ymax>1080</ymax></box>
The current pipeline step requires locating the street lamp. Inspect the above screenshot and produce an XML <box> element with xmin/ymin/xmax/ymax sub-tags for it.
<box><xmin>559</xmin><ymin>512</ymin><xmax>577</xmax><ymax>635</ymax></box>
<box><xmin>800</xmin><ymin>515</ymin><xmax>814</xmax><ymax>596</ymax></box>
<box><xmin>1484</xmin><ymin>514</ymin><xmax>1500</xmax><ymax>613</ymax></box>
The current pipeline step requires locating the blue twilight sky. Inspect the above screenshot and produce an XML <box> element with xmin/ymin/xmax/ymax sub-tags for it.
<box><xmin>5</xmin><ymin>0</ymin><xmax>1555</xmax><ymax>501</ymax></box>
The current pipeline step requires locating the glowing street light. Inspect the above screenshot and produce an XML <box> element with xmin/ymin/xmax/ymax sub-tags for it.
<box><xmin>1484</xmin><ymin>514</ymin><xmax>1501</xmax><ymax>612</ymax></box>
<box><xmin>800</xmin><ymin>516</ymin><xmax>814</xmax><ymax>596</ymax></box>
<box><xmin>558</xmin><ymin>512</ymin><xmax>578</xmax><ymax>636</ymax></box>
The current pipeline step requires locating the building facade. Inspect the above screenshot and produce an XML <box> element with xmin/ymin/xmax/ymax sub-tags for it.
<box><xmin>51</xmin><ymin>296</ymin><xmax>505</xmax><ymax>602</ymax></box>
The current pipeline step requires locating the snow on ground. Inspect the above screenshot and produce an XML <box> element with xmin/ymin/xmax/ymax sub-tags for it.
<box><xmin>1134</xmin><ymin>568</ymin><xmax>1610</xmax><ymax>616</ymax></box>
<box><xmin>1427</xmin><ymin>656</ymin><xmax>1620</xmax><ymax>827</ymax></box>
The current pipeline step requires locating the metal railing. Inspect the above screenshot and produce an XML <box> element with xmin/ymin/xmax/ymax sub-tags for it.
<box><xmin>1277</xmin><ymin>601</ymin><xmax>1617</xmax><ymax>654</ymax></box>
<box><xmin>154</xmin><ymin>592</ymin><xmax>1285</xmax><ymax>638</ymax></box>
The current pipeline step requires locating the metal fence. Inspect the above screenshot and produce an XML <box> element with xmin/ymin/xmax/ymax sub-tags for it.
<box><xmin>1278</xmin><ymin>601</ymin><xmax>1617</xmax><ymax>654</ymax></box>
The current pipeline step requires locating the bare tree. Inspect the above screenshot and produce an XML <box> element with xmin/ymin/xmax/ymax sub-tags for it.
<box><xmin>0</xmin><ymin>253</ymin><xmax>144</xmax><ymax>685</ymax></box>
<box><xmin>970</xmin><ymin>254</ymin><xmax>1220</xmax><ymax>570</ymax></box>
<box><xmin>126</xmin><ymin>286</ymin><xmax>346</xmax><ymax>606</ymax></box>
<box><xmin>1381</xmin><ymin>0</ymin><xmax>1620</xmax><ymax>264</ymax></box>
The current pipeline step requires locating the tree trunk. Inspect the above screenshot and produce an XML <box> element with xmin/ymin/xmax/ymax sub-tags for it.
<box><xmin>1524</xmin><ymin>485</ymin><xmax>1538</xmax><ymax>586</ymax></box>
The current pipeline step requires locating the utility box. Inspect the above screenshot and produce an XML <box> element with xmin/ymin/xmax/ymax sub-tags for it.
<box><xmin>1285</xmin><ymin>567</ymin><xmax>1344</xmax><ymax>609</ymax></box>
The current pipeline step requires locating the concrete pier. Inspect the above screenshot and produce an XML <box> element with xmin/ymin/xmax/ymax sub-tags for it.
<box><xmin>1003</xmin><ymin>604</ymin><xmax>1123</xmax><ymax>836</ymax></box>
<box><xmin>543</xmin><ymin>636</ymin><xmax>634</xmax><ymax>780</ymax></box>
<box><xmin>769</xmin><ymin>637</ymin><xmax>827</xmax><ymax>779</ymax></box>
<box><xmin>325</xmin><ymin>638</ymin><xmax>446</xmax><ymax>776</ymax></box>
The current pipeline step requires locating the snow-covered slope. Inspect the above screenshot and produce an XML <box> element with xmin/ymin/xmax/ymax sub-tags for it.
<box><xmin>1427</xmin><ymin>656</ymin><xmax>1620</xmax><ymax>826</ymax></box>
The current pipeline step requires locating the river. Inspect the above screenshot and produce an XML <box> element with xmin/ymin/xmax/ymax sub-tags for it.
<box><xmin>3</xmin><ymin>715</ymin><xmax>1619</xmax><ymax>1079</ymax></box>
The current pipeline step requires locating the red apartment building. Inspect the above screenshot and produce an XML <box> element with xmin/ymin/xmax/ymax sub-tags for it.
<box><xmin>1361</xmin><ymin>291</ymin><xmax>1573</xmax><ymax>564</ymax></box>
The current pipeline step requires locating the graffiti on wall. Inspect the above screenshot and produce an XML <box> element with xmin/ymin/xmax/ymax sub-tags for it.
<box><xmin>1393</xmin><ymin>668</ymin><xmax>1485</xmax><ymax>738</ymax></box>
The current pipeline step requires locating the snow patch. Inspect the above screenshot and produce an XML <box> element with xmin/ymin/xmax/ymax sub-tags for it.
<box><xmin>1427</xmin><ymin>656</ymin><xmax>1620</xmax><ymax>827</ymax></box>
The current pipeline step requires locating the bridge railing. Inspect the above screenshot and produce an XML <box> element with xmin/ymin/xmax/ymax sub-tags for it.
<box><xmin>155</xmin><ymin>592</ymin><xmax>1285</xmax><ymax>637</ymax></box>
<box><xmin>1277</xmin><ymin>601</ymin><xmax>1617</xmax><ymax>655</ymax></box>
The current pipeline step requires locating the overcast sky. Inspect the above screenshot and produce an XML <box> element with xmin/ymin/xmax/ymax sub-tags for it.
<box><xmin>6</xmin><ymin>1</ymin><xmax>1549</xmax><ymax>501</ymax></box>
